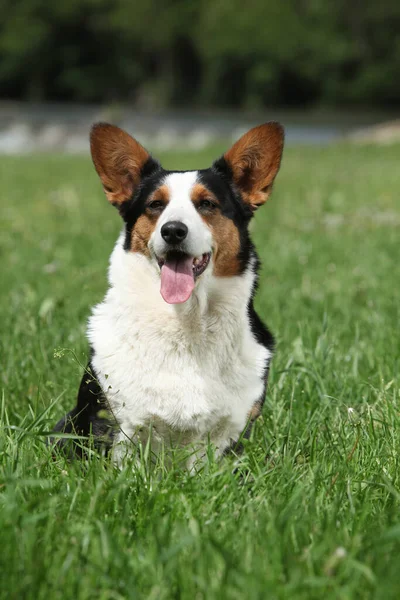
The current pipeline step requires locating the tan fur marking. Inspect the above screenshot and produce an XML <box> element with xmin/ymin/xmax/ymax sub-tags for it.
<box><xmin>90</xmin><ymin>123</ymin><xmax>150</xmax><ymax>206</ymax></box>
<box><xmin>130</xmin><ymin>185</ymin><xmax>170</xmax><ymax>255</ymax></box>
<box><xmin>248</xmin><ymin>401</ymin><xmax>262</xmax><ymax>421</ymax></box>
<box><xmin>130</xmin><ymin>214</ymin><xmax>156</xmax><ymax>256</ymax></box>
<box><xmin>149</xmin><ymin>184</ymin><xmax>170</xmax><ymax>205</ymax></box>
<box><xmin>224</xmin><ymin>122</ymin><xmax>284</xmax><ymax>211</ymax></box>
<box><xmin>191</xmin><ymin>183</ymin><xmax>220</xmax><ymax>207</ymax></box>
<box><xmin>191</xmin><ymin>183</ymin><xmax>240</xmax><ymax>277</ymax></box>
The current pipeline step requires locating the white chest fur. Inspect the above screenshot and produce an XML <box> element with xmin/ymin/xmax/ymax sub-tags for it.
<box><xmin>88</xmin><ymin>237</ymin><xmax>270</xmax><ymax>464</ymax></box>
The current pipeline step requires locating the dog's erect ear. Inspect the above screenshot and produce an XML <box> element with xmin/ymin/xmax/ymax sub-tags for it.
<box><xmin>90</xmin><ymin>123</ymin><xmax>156</xmax><ymax>207</ymax></box>
<box><xmin>222</xmin><ymin>122</ymin><xmax>284</xmax><ymax>211</ymax></box>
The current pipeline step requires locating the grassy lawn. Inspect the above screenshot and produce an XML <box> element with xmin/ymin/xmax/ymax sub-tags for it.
<box><xmin>0</xmin><ymin>141</ymin><xmax>399</xmax><ymax>599</ymax></box>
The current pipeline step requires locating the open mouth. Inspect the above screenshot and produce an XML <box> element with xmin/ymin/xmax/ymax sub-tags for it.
<box><xmin>157</xmin><ymin>252</ymin><xmax>211</xmax><ymax>304</ymax></box>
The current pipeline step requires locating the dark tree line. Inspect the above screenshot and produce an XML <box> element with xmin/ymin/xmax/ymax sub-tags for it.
<box><xmin>1</xmin><ymin>0</ymin><xmax>399</xmax><ymax>107</ymax></box>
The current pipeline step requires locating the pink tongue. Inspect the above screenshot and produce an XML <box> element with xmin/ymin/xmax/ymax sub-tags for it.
<box><xmin>160</xmin><ymin>255</ymin><xmax>195</xmax><ymax>304</ymax></box>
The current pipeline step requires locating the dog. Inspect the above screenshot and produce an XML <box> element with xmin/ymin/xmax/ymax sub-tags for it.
<box><xmin>53</xmin><ymin>121</ymin><xmax>284</xmax><ymax>468</ymax></box>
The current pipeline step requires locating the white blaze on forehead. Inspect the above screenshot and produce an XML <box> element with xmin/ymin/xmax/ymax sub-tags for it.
<box><xmin>162</xmin><ymin>171</ymin><xmax>198</xmax><ymax>221</ymax></box>
<box><xmin>152</xmin><ymin>170</ymin><xmax>212</xmax><ymax>258</ymax></box>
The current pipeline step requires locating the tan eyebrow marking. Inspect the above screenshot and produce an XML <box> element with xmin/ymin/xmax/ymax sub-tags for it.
<box><xmin>145</xmin><ymin>184</ymin><xmax>170</xmax><ymax>205</ymax></box>
<box><xmin>190</xmin><ymin>183</ymin><xmax>220</xmax><ymax>206</ymax></box>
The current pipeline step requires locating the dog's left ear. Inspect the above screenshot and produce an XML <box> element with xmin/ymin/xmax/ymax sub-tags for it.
<box><xmin>90</xmin><ymin>122</ymin><xmax>158</xmax><ymax>208</ymax></box>
<box><xmin>221</xmin><ymin>122</ymin><xmax>284</xmax><ymax>211</ymax></box>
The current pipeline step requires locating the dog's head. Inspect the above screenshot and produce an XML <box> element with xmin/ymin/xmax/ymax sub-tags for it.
<box><xmin>90</xmin><ymin>122</ymin><xmax>284</xmax><ymax>304</ymax></box>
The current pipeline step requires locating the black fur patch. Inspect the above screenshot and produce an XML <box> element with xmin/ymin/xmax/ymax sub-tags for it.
<box><xmin>52</xmin><ymin>361</ymin><xmax>114</xmax><ymax>457</ymax></box>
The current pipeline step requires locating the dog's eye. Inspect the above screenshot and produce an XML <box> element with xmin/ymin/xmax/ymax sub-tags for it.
<box><xmin>198</xmin><ymin>199</ymin><xmax>216</xmax><ymax>212</ymax></box>
<box><xmin>147</xmin><ymin>200</ymin><xmax>165</xmax><ymax>212</ymax></box>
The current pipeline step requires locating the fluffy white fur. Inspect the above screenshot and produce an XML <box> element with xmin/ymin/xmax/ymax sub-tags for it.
<box><xmin>88</xmin><ymin>172</ymin><xmax>271</xmax><ymax>468</ymax></box>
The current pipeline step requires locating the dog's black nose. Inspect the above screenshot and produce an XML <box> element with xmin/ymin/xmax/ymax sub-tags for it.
<box><xmin>161</xmin><ymin>221</ymin><xmax>188</xmax><ymax>245</ymax></box>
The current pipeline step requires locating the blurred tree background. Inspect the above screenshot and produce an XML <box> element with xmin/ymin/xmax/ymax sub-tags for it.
<box><xmin>0</xmin><ymin>0</ymin><xmax>399</xmax><ymax>108</ymax></box>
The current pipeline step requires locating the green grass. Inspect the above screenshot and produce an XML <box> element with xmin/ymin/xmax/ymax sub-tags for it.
<box><xmin>1</xmin><ymin>142</ymin><xmax>400</xmax><ymax>599</ymax></box>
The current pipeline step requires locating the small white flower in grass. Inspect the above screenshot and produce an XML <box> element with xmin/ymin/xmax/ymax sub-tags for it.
<box><xmin>324</xmin><ymin>546</ymin><xmax>347</xmax><ymax>575</ymax></box>
<box><xmin>335</xmin><ymin>546</ymin><xmax>347</xmax><ymax>559</ymax></box>
<box><xmin>347</xmin><ymin>407</ymin><xmax>360</xmax><ymax>425</ymax></box>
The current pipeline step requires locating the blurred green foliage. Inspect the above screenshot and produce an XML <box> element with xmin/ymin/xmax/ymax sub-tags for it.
<box><xmin>0</xmin><ymin>0</ymin><xmax>400</xmax><ymax>107</ymax></box>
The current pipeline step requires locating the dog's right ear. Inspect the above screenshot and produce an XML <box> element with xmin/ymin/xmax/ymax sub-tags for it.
<box><xmin>90</xmin><ymin>123</ymin><xmax>159</xmax><ymax>209</ymax></box>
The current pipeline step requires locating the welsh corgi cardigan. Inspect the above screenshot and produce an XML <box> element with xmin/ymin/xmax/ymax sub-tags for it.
<box><xmin>54</xmin><ymin>121</ymin><xmax>284</xmax><ymax>468</ymax></box>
